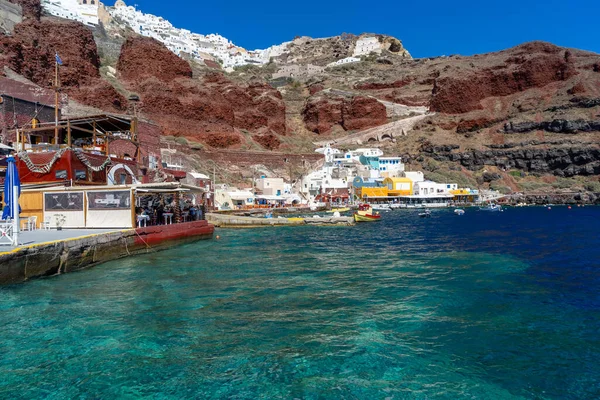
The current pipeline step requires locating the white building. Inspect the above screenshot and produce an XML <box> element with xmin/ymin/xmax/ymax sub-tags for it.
<box><xmin>255</xmin><ymin>177</ymin><xmax>285</xmax><ymax>196</ymax></box>
<box><xmin>42</xmin><ymin>0</ymin><xmax>99</xmax><ymax>25</ymax></box>
<box><xmin>353</xmin><ymin>36</ymin><xmax>381</xmax><ymax>57</ymax></box>
<box><xmin>327</xmin><ymin>57</ymin><xmax>361</xmax><ymax>68</ymax></box>
<box><xmin>413</xmin><ymin>181</ymin><xmax>457</xmax><ymax>196</ymax></box>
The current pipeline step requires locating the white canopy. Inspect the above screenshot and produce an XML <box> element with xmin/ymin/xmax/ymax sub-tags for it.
<box><xmin>228</xmin><ymin>191</ymin><xmax>255</xmax><ymax>200</ymax></box>
<box><xmin>256</xmin><ymin>195</ymin><xmax>285</xmax><ymax>201</ymax></box>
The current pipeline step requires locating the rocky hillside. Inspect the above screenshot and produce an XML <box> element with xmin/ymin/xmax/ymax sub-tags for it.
<box><xmin>2</xmin><ymin>1</ymin><xmax>600</xmax><ymax>197</ymax></box>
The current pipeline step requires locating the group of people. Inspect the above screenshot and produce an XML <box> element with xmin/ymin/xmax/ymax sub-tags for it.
<box><xmin>136</xmin><ymin>196</ymin><xmax>207</xmax><ymax>226</ymax></box>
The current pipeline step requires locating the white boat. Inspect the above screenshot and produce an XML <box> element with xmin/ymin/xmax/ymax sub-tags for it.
<box><xmin>370</xmin><ymin>203</ymin><xmax>391</xmax><ymax>211</ymax></box>
<box><xmin>418</xmin><ymin>209</ymin><xmax>432</xmax><ymax>218</ymax></box>
<box><xmin>479</xmin><ymin>203</ymin><xmax>503</xmax><ymax>212</ymax></box>
<box><xmin>454</xmin><ymin>208</ymin><xmax>465</xmax><ymax>215</ymax></box>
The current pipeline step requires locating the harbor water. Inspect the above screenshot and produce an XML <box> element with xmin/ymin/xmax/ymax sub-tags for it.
<box><xmin>1</xmin><ymin>207</ymin><xmax>599</xmax><ymax>398</ymax></box>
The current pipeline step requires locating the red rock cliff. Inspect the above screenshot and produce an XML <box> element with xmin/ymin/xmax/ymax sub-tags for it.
<box><xmin>116</xmin><ymin>38</ymin><xmax>285</xmax><ymax>148</ymax></box>
<box><xmin>303</xmin><ymin>95</ymin><xmax>387</xmax><ymax>134</ymax></box>
<box><xmin>430</xmin><ymin>42</ymin><xmax>578</xmax><ymax>114</ymax></box>
<box><xmin>117</xmin><ymin>36</ymin><xmax>192</xmax><ymax>82</ymax></box>
<box><xmin>0</xmin><ymin>18</ymin><xmax>125</xmax><ymax>111</ymax></box>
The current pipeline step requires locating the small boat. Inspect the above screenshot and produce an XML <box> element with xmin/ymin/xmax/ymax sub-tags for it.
<box><xmin>454</xmin><ymin>208</ymin><xmax>465</xmax><ymax>216</ymax></box>
<box><xmin>353</xmin><ymin>204</ymin><xmax>381</xmax><ymax>222</ymax></box>
<box><xmin>327</xmin><ymin>207</ymin><xmax>350</xmax><ymax>213</ymax></box>
<box><xmin>353</xmin><ymin>213</ymin><xmax>381</xmax><ymax>222</ymax></box>
<box><xmin>418</xmin><ymin>209</ymin><xmax>432</xmax><ymax>218</ymax></box>
<box><xmin>479</xmin><ymin>203</ymin><xmax>503</xmax><ymax>212</ymax></box>
<box><xmin>370</xmin><ymin>203</ymin><xmax>391</xmax><ymax>211</ymax></box>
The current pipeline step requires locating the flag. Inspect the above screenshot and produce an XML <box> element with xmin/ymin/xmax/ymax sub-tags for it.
<box><xmin>55</xmin><ymin>52</ymin><xmax>63</xmax><ymax>65</ymax></box>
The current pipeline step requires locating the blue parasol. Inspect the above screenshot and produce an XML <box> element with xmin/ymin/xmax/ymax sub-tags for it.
<box><xmin>2</xmin><ymin>156</ymin><xmax>21</xmax><ymax>220</ymax></box>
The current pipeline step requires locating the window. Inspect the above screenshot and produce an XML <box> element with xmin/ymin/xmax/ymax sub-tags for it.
<box><xmin>119</xmin><ymin>174</ymin><xmax>127</xmax><ymax>184</ymax></box>
<box><xmin>75</xmin><ymin>170</ymin><xmax>86</xmax><ymax>180</ymax></box>
<box><xmin>55</xmin><ymin>170</ymin><xmax>67</xmax><ymax>179</ymax></box>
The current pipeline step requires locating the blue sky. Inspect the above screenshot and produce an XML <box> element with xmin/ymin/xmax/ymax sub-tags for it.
<box><xmin>130</xmin><ymin>0</ymin><xmax>598</xmax><ymax>58</ymax></box>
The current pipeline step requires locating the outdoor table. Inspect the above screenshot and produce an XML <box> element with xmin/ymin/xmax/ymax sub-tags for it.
<box><xmin>137</xmin><ymin>215</ymin><xmax>150</xmax><ymax>227</ymax></box>
<box><xmin>163</xmin><ymin>213</ymin><xmax>173</xmax><ymax>225</ymax></box>
<box><xmin>182</xmin><ymin>212</ymin><xmax>189</xmax><ymax>222</ymax></box>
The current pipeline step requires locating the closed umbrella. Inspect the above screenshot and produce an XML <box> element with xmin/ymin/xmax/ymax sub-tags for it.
<box><xmin>2</xmin><ymin>156</ymin><xmax>21</xmax><ymax>245</ymax></box>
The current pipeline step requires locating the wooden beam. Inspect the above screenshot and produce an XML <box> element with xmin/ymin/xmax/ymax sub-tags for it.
<box><xmin>67</xmin><ymin>120</ymin><xmax>71</xmax><ymax>147</ymax></box>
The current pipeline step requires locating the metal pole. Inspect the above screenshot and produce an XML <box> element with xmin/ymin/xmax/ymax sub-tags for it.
<box><xmin>12</xmin><ymin>185</ymin><xmax>19</xmax><ymax>246</ymax></box>
<box><xmin>54</xmin><ymin>61</ymin><xmax>59</xmax><ymax>145</ymax></box>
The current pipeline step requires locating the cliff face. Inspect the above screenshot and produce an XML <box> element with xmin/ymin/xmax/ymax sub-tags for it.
<box><xmin>117</xmin><ymin>36</ymin><xmax>192</xmax><ymax>82</ymax></box>
<box><xmin>116</xmin><ymin>37</ymin><xmax>286</xmax><ymax>148</ymax></box>
<box><xmin>430</xmin><ymin>43</ymin><xmax>578</xmax><ymax>113</ymax></box>
<box><xmin>6</xmin><ymin>0</ymin><xmax>40</xmax><ymax>20</ymax></box>
<box><xmin>302</xmin><ymin>95</ymin><xmax>387</xmax><ymax>134</ymax></box>
<box><xmin>0</xmin><ymin>12</ymin><xmax>125</xmax><ymax>111</ymax></box>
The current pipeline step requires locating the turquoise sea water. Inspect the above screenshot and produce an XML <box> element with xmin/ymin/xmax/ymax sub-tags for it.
<box><xmin>1</xmin><ymin>207</ymin><xmax>599</xmax><ymax>399</ymax></box>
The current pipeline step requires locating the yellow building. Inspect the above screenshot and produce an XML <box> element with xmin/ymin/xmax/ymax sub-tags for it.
<box><xmin>357</xmin><ymin>187</ymin><xmax>388</xmax><ymax>199</ymax></box>
<box><xmin>383</xmin><ymin>177</ymin><xmax>413</xmax><ymax>196</ymax></box>
<box><xmin>450</xmin><ymin>188</ymin><xmax>479</xmax><ymax>203</ymax></box>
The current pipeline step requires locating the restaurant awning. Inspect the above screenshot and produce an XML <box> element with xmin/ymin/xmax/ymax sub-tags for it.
<box><xmin>228</xmin><ymin>191</ymin><xmax>254</xmax><ymax>200</ymax></box>
<box><xmin>256</xmin><ymin>195</ymin><xmax>285</xmax><ymax>201</ymax></box>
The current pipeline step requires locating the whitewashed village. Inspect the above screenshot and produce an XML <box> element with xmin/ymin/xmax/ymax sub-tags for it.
<box><xmin>41</xmin><ymin>0</ymin><xmax>404</xmax><ymax>72</ymax></box>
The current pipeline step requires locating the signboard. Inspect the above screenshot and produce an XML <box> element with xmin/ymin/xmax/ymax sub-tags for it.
<box><xmin>87</xmin><ymin>190</ymin><xmax>131</xmax><ymax>210</ymax></box>
<box><xmin>44</xmin><ymin>192</ymin><xmax>84</xmax><ymax>211</ymax></box>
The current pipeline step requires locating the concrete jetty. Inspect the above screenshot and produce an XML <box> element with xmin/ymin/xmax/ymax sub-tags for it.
<box><xmin>206</xmin><ymin>213</ymin><xmax>354</xmax><ymax>228</ymax></box>
<box><xmin>0</xmin><ymin>220</ymin><xmax>213</xmax><ymax>285</ymax></box>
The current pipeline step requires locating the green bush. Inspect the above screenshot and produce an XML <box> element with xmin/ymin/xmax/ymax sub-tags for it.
<box><xmin>519</xmin><ymin>181</ymin><xmax>547</xmax><ymax>191</ymax></box>
<box><xmin>175</xmin><ymin>137</ymin><xmax>189</xmax><ymax>145</ymax></box>
<box><xmin>490</xmin><ymin>182</ymin><xmax>512</xmax><ymax>194</ymax></box>
<box><xmin>190</xmin><ymin>142</ymin><xmax>204</xmax><ymax>150</ymax></box>
<box><xmin>424</xmin><ymin>170</ymin><xmax>477</xmax><ymax>188</ymax></box>
<box><xmin>551</xmin><ymin>178</ymin><xmax>575</xmax><ymax>190</ymax></box>
<box><xmin>584</xmin><ymin>181</ymin><xmax>600</xmax><ymax>192</ymax></box>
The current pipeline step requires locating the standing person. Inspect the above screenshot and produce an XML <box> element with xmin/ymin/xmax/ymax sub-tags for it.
<box><xmin>189</xmin><ymin>204</ymin><xmax>197</xmax><ymax>221</ymax></box>
<box><xmin>156</xmin><ymin>201</ymin><xmax>164</xmax><ymax>225</ymax></box>
<box><xmin>200</xmin><ymin>203</ymin><xmax>206</xmax><ymax>220</ymax></box>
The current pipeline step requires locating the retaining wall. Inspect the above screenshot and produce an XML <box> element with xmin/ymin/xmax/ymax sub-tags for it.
<box><xmin>0</xmin><ymin>220</ymin><xmax>214</xmax><ymax>285</ymax></box>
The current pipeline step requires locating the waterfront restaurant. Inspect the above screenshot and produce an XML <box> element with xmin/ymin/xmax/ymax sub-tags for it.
<box><xmin>19</xmin><ymin>182</ymin><xmax>208</xmax><ymax>229</ymax></box>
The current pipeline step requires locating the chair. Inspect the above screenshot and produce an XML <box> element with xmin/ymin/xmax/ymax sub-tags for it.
<box><xmin>41</xmin><ymin>217</ymin><xmax>51</xmax><ymax>230</ymax></box>
<box><xmin>22</xmin><ymin>216</ymin><xmax>37</xmax><ymax>231</ymax></box>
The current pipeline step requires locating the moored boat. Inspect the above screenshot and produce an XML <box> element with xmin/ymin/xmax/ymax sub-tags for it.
<box><xmin>370</xmin><ymin>203</ymin><xmax>391</xmax><ymax>212</ymax></box>
<box><xmin>454</xmin><ymin>208</ymin><xmax>465</xmax><ymax>215</ymax></box>
<box><xmin>327</xmin><ymin>207</ymin><xmax>350</xmax><ymax>213</ymax></box>
<box><xmin>353</xmin><ymin>204</ymin><xmax>381</xmax><ymax>222</ymax></box>
<box><xmin>418</xmin><ymin>209</ymin><xmax>432</xmax><ymax>218</ymax></box>
<box><xmin>354</xmin><ymin>213</ymin><xmax>381</xmax><ymax>222</ymax></box>
<box><xmin>479</xmin><ymin>203</ymin><xmax>503</xmax><ymax>212</ymax></box>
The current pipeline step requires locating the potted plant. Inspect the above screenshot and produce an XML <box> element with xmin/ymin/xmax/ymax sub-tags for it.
<box><xmin>54</xmin><ymin>214</ymin><xmax>66</xmax><ymax>231</ymax></box>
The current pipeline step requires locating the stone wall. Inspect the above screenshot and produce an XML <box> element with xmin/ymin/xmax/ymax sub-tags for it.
<box><xmin>196</xmin><ymin>149</ymin><xmax>322</xmax><ymax>169</ymax></box>
<box><xmin>0</xmin><ymin>0</ymin><xmax>22</xmax><ymax>34</ymax></box>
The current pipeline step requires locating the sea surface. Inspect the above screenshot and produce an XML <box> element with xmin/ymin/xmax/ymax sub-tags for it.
<box><xmin>1</xmin><ymin>206</ymin><xmax>599</xmax><ymax>399</ymax></box>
